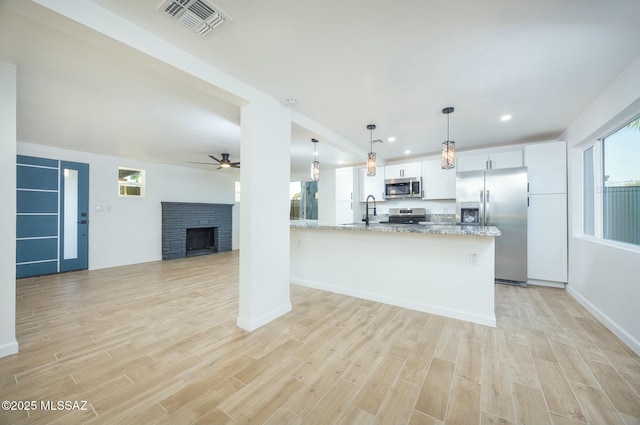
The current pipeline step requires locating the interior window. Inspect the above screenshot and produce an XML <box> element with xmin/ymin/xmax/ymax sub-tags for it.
<box><xmin>118</xmin><ymin>167</ymin><xmax>145</xmax><ymax>197</ymax></box>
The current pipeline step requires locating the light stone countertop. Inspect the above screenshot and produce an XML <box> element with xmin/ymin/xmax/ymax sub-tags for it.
<box><xmin>290</xmin><ymin>220</ymin><xmax>501</xmax><ymax>237</ymax></box>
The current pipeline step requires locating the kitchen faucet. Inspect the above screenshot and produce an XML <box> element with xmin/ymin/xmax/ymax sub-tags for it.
<box><xmin>365</xmin><ymin>194</ymin><xmax>376</xmax><ymax>226</ymax></box>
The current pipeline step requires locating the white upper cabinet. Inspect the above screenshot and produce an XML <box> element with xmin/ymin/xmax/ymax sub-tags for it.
<box><xmin>384</xmin><ymin>162</ymin><xmax>422</xmax><ymax>179</ymax></box>
<box><xmin>421</xmin><ymin>159</ymin><xmax>456</xmax><ymax>200</ymax></box>
<box><xmin>335</xmin><ymin>167</ymin><xmax>354</xmax><ymax>202</ymax></box>
<box><xmin>335</xmin><ymin>167</ymin><xmax>362</xmax><ymax>224</ymax></box>
<box><xmin>456</xmin><ymin>149</ymin><xmax>523</xmax><ymax>172</ymax></box>
<box><xmin>335</xmin><ymin>201</ymin><xmax>354</xmax><ymax>225</ymax></box>
<box><xmin>456</xmin><ymin>155</ymin><xmax>489</xmax><ymax>172</ymax></box>
<box><xmin>359</xmin><ymin>168</ymin><xmax>386</xmax><ymax>202</ymax></box>
<box><xmin>524</xmin><ymin>141</ymin><xmax>567</xmax><ymax>194</ymax></box>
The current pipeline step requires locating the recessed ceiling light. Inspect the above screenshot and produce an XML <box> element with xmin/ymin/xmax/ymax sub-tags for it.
<box><xmin>388</xmin><ymin>137</ymin><xmax>396</xmax><ymax>143</ymax></box>
<box><xmin>404</xmin><ymin>150</ymin><xmax>411</xmax><ymax>154</ymax></box>
<box><xmin>500</xmin><ymin>114</ymin><xmax>512</xmax><ymax>122</ymax></box>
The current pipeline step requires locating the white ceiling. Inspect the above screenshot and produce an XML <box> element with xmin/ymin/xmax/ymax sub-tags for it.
<box><xmin>2</xmin><ymin>0</ymin><xmax>640</xmax><ymax>175</ymax></box>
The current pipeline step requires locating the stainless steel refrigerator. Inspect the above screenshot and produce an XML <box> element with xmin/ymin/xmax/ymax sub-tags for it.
<box><xmin>456</xmin><ymin>167</ymin><xmax>528</xmax><ymax>284</ymax></box>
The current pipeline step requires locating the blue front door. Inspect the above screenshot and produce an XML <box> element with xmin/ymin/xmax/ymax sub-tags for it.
<box><xmin>16</xmin><ymin>156</ymin><xmax>89</xmax><ymax>278</ymax></box>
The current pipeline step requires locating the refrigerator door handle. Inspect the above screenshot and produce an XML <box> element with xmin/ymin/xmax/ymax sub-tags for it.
<box><xmin>485</xmin><ymin>190</ymin><xmax>490</xmax><ymax>226</ymax></box>
<box><xmin>479</xmin><ymin>190</ymin><xmax>484</xmax><ymax>224</ymax></box>
<box><xmin>478</xmin><ymin>190</ymin><xmax>484</xmax><ymax>222</ymax></box>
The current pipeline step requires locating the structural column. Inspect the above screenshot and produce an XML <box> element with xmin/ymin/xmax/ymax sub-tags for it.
<box><xmin>237</xmin><ymin>98</ymin><xmax>292</xmax><ymax>331</ymax></box>
<box><xmin>0</xmin><ymin>61</ymin><xmax>18</xmax><ymax>357</ymax></box>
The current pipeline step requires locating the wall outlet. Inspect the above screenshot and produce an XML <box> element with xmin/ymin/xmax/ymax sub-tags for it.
<box><xmin>470</xmin><ymin>253</ymin><xmax>479</xmax><ymax>266</ymax></box>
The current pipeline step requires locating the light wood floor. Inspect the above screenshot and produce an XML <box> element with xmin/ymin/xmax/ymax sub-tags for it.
<box><xmin>1</xmin><ymin>251</ymin><xmax>639</xmax><ymax>425</ymax></box>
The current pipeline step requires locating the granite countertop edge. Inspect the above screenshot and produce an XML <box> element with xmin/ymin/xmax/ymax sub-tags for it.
<box><xmin>290</xmin><ymin>221</ymin><xmax>501</xmax><ymax>237</ymax></box>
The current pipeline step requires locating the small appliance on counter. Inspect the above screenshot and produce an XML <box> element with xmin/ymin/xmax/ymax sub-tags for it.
<box><xmin>388</xmin><ymin>208</ymin><xmax>427</xmax><ymax>224</ymax></box>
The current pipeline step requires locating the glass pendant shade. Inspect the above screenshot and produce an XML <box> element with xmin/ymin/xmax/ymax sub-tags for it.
<box><xmin>310</xmin><ymin>160</ymin><xmax>320</xmax><ymax>181</ymax></box>
<box><xmin>441</xmin><ymin>140</ymin><xmax>455</xmax><ymax>169</ymax></box>
<box><xmin>310</xmin><ymin>138</ymin><xmax>320</xmax><ymax>181</ymax></box>
<box><xmin>441</xmin><ymin>107</ymin><xmax>456</xmax><ymax>169</ymax></box>
<box><xmin>366</xmin><ymin>124</ymin><xmax>377</xmax><ymax>176</ymax></box>
<box><xmin>367</xmin><ymin>152</ymin><xmax>376</xmax><ymax>176</ymax></box>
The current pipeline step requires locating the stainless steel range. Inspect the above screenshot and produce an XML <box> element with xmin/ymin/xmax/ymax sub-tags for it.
<box><xmin>388</xmin><ymin>208</ymin><xmax>427</xmax><ymax>224</ymax></box>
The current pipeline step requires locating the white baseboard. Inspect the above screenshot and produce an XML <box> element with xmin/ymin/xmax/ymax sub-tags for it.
<box><xmin>236</xmin><ymin>302</ymin><xmax>292</xmax><ymax>332</ymax></box>
<box><xmin>292</xmin><ymin>278</ymin><xmax>496</xmax><ymax>328</ymax></box>
<box><xmin>0</xmin><ymin>340</ymin><xmax>19</xmax><ymax>358</ymax></box>
<box><xmin>567</xmin><ymin>286</ymin><xmax>640</xmax><ymax>356</ymax></box>
<box><xmin>527</xmin><ymin>279</ymin><xmax>566</xmax><ymax>289</ymax></box>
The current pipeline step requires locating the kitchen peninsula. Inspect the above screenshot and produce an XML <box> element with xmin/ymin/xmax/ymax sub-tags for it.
<box><xmin>290</xmin><ymin>221</ymin><xmax>501</xmax><ymax>327</ymax></box>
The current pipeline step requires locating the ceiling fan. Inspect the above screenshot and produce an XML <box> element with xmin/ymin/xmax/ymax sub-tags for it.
<box><xmin>189</xmin><ymin>153</ymin><xmax>240</xmax><ymax>169</ymax></box>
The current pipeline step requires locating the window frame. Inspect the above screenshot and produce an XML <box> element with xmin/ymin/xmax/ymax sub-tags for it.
<box><xmin>118</xmin><ymin>167</ymin><xmax>146</xmax><ymax>198</ymax></box>
<box><xmin>579</xmin><ymin>112</ymin><xmax>640</xmax><ymax>252</ymax></box>
<box><xmin>234</xmin><ymin>181</ymin><xmax>241</xmax><ymax>202</ymax></box>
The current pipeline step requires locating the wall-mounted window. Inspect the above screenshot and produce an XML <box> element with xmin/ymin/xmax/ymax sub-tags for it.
<box><xmin>582</xmin><ymin>115</ymin><xmax>640</xmax><ymax>247</ymax></box>
<box><xmin>118</xmin><ymin>167</ymin><xmax>145</xmax><ymax>197</ymax></box>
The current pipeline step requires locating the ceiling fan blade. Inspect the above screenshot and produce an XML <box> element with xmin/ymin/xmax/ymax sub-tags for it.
<box><xmin>230</xmin><ymin>162</ymin><xmax>240</xmax><ymax>166</ymax></box>
<box><xmin>209</xmin><ymin>155</ymin><xmax>221</xmax><ymax>163</ymax></box>
<box><xmin>231</xmin><ymin>165</ymin><xmax>240</xmax><ymax>168</ymax></box>
<box><xmin>216</xmin><ymin>166</ymin><xmax>223</xmax><ymax>170</ymax></box>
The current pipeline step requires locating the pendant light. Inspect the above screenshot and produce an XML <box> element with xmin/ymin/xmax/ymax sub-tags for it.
<box><xmin>310</xmin><ymin>138</ymin><xmax>320</xmax><ymax>181</ymax></box>
<box><xmin>366</xmin><ymin>124</ymin><xmax>377</xmax><ymax>176</ymax></box>
<box><xmin>441</xmin><ymin>107</ymin><xmax>455</xmax><ymax>169</ymax></box>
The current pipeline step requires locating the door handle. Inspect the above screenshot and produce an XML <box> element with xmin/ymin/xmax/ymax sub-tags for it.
<box><xmin>77</xmin><ymin>220</ymin><xmax>88</xmax><ymax>224</ymax></box>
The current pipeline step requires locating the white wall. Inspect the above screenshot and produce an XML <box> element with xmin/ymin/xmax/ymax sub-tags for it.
<box><xmin>563</xmin><ymin>54</ymin><xmax>640</xmax><ymax>355</ymax></box>
<box><xmin>0</xmin><ymin>62</ymin><xmax>18</xmax><ymax>358</ymax></box>
<box><xmin>17</xmin><ymin>142</ymin><xmax>239</xmax><ymax>270</ymax></box>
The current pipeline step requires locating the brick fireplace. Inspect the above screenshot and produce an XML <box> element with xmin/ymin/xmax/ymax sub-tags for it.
<box><xmin>161</xmin><ymin>202</ymin><xmax>233</xmax><ymax>260</ymax></box>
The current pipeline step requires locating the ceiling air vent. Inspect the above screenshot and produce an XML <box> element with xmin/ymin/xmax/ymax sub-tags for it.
<box><xmin>158</xmin><ymin>0</ymin><xmax>230</xmax><ymax>37</ymax></box>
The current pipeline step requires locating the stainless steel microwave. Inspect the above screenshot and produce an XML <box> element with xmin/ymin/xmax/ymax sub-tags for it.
<box><xmin>384</xmin><ymin>177</ymin><xmax>421</xmax><ymax>199</ymax></box>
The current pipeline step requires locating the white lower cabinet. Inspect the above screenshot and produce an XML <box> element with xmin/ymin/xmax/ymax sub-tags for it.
<box><xmin>528</xmin><ymin>193</ymin><xmax>567</xmax><ymax>284</ymax></box>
